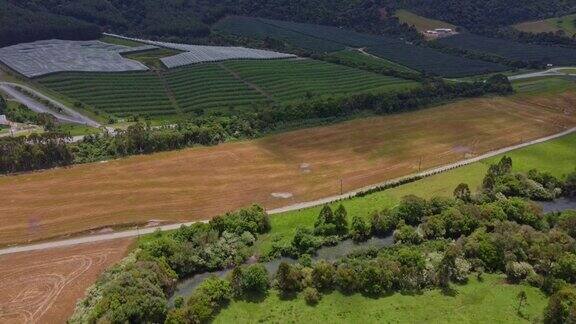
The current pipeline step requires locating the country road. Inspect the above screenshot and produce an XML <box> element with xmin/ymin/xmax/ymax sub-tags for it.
<box><xmin>508</xmin><ymin>67</ymin><xmax>576</xmax><ymax>81</ymax></box>
<box><xmin>1</xmin><ymin>125</ymin><xmax>574</xmax><ymax>256</ymax></box>
<box><xmin>0</xmin><ymin>82</ymin><xmax>100</xmax><ymax>127</ymax></box>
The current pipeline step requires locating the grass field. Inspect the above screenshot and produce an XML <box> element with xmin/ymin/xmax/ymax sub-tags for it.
<box><xmin>514</xmin><ymin>14</ymin><xmax>576</xmax><ymax>36</ymax></box>
<box><xmin>99</xmin><ymin>35</ymin><xmax>144</xmax><ymax>48</ymax></box>
<box><xmin>395</xmin><ymin>9</ymin><xmax>456</xmax><ymax>32</ymax></box>
<box><xmin>215</xmin><ymin>16</ymin><xmax>507</xmax><ymax>77</ymax></box>
<box><xmin>38</xmin><ymin>59</ymin><xmax>416</xmax><ymax>117</ymax></box>
<box><xmin>0</xmin><ymin>83</ymin><xmax>574</xmax><ymax>246</ymax></box>
<box><xmin>215</xmin><ymin>274</ymin><xmax>547</xmax><ymax>323</ymax></box>
<box><xmin>124</xmin><ymin>48</ymin><xmax>182</xmax><ymax>70</ymax></box>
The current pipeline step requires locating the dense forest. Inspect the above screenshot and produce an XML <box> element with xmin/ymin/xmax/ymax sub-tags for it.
<box><xmin>0</xmin><ymin>0</ymin><xmax>413</xmax><ymax>47</ymax></box>
<box><xmin>3</xmin><ymin>0</ymin><xmax>576</xmax><ymax>48</ymax></box>
<box><xmin>396</xmin><ymin>0</ymin><xmax>576</xmax><ymax>30</ymax></box>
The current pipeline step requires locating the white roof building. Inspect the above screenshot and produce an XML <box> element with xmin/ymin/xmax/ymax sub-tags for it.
<box><xmin>0</xmin><ymin>115</ymin><xmax>9</xmax><ymax>125</ymax></box>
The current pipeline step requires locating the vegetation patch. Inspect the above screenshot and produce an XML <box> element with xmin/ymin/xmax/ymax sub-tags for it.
<box><xmin>514</xmin><ymin>14</ymin><xmax>576</xmax><ymax>37</ymax></box>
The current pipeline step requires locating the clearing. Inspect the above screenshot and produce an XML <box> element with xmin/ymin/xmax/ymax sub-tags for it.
<box><xmin>514</xmin><ymin>14</ymin><xmax>576</xmax><ymax>36</ymax></box>
<box><xmin>215</xmin><ymin>274</ymin><xmax>547</xmax><ymax>323</ymax></box>
<box><xmin>0</xmin><ymin>238</ymin><xmax>132</xmax><ymax>324</ymax></box>
<box><xmin>395</xmin><ymin>9</ymin><xmax>456</xmax><ymax>32</ymax></box>
<box><xmin>0</xmin><ymin>85</ymin><xmax>574</xmax><ymax>246</ymax></box>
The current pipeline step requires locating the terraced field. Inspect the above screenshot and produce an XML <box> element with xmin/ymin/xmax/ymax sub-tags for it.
<box><xmin>38</xmin><ymin>59</ymin><xmax>417</xmax><ymax>117</ymax></box>
<box><xmin>223</xmin><ymin>59</ymin><xmax>417</xmax><ymax>103</ymax></box>
<box><xmin>38</xmin><ymin>72</ymin><xmax>175</xmax><ymax>117</ymax></box>
<box><xmin>165</xmin><ymin>64</ymin><xmax>269</xmax><ymax>114</ymax></box>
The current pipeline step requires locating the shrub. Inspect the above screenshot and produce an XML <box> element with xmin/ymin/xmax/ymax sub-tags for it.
<box><xmin>292</xmin><ymin>227</ymin><xmax>322</xmax><ymax>254</ymax></box>
<box><xmin>393</xmin><ymin>222</ymin><xmax>423</xmax><ymax>244</ymax></box>
<box><xmin>210</xmin><ymin>205</ymin><xmax>270</xmax><ymax>235</ymax></box>
<box><xmin>553</xmin><ymin>253</ymin><xmax>576</xmax><ymax>284</ymax></box>
<box><xmin>275</xmin><ymin>262</ymin><xmax>302</xmax><ymax>295</ymax></box>
<box><xmin>303</xmin><ymin>287</ymin><xmax>321</xmax><ymax>305</ymax></box>
<box><xmin>312</xmin><ymin>260</ymin><xmax>335</xmax><ymax>290</ymax></box>
<box><xmin>371</xmin><ymin>209</ymin><xmax>399</xmax><ymax>237</ymax></box>
<box><xmin>240</xmin><ymin>264</ymin><xmax>270</xmax><ymax>296</ymax></box>
<box><xmin>351</xmin><ymin>216</ymin><xmax>371</xmax><ymax>242</ymax></box>
<box><xmin>506</xmin><ymin>261</ymin><xmax>535</xmax><ymax>283</ymax></box>
<box><xmin>544</xmin><ymin>286</ymin><xmax>576</xmax><ymax>324</ymax></box>
<box><xmin>395</xmin><ymin>195</ymin><xmax>430</xmax><ymax>225</ymax></box>
<box><xmin>335</xmin><ymin>264</ymin><xmax>357</xmax><ymax>293</ymax></box>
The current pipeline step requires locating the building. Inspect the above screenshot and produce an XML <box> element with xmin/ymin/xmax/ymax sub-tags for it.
<box><xmin>0</xmin><ymin>115</ymin><xmax>8</xmax><ymax>126</ymax></box>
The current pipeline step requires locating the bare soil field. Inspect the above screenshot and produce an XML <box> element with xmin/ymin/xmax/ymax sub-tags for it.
<box><xmin>0</xmin><ymin>91</ymin><xmax>575</xmax><ymax>246</ymax></box>
<box><xmin>0</xmin><ymin>239</ymin><xmax>132</xmax><ymax>324</ymax></box>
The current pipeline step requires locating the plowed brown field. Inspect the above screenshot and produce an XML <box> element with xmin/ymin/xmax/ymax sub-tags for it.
<box><xmin>0</xmin><ymin>91</ymin><xmax>575</xmax><ymax>246</ymax></box>
<box><xmin>0</xmin><ymin>239</ymin><xmax>132</xmax><ymax>324</ymax></box>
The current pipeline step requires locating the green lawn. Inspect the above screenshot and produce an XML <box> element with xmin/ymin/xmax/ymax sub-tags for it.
<box><xmin>254</xmin><ymin>132</ymin><xmax>576</xmax><ymax>256</ymax></box>
<box><xmin>55</xmin><ymin>124</ymin><xmax>102</xmax><ymax>136</ymax></box>
<box><xmin>512</xmin><ymin>77</ymin><xmax>576</xmax><ymax>95</ymax></box>
<box><xmin>215</xmin><ymin>274</ymin><xmax>546</xmax><ymax>323</ymax></box>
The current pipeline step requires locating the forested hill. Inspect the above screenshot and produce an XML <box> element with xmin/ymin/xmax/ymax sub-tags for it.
<box><xmin>0</xmin><ymin>1</ymin><xmax>101</xmax><ymax>47</ymax></box>
<box><xmin>396</xmin><ymin>0</ymin><xmax>576</xmax><ymax>30</ymax></box>
<box><xmin>5</xmin><ymin>0</ymin><xmax>575</xmax><ymax>48</ymax></box>
<box><xmin>0</xmin><ymin>0</ymin><xmax>411</xmax><ymax>47</ymax></box>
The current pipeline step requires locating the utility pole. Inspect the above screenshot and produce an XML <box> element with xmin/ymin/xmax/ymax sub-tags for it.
<box><xmin>340</xmin><ymin>178</ymin><xmax>343</xmax><ymax>195</ymax></box>
<box><xmin>418</xmin><ymin>156</ymin><xmax>423</xmax><ymax>173</ymax></box>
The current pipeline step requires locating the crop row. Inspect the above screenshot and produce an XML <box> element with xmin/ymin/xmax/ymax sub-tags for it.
<box><xmin>438</xmin><ymin>33</ymin><xmax>576</xmax><ymax>66</ymax></box>
<box><xmin>215</xmin><ymin>16</ymin><xmax>509</xmax><ymax>77</ymax></box>
<box><xmin>38</xmin><ymin>58</ymin><xmax>420</xmax><ymax>117</ymax></box>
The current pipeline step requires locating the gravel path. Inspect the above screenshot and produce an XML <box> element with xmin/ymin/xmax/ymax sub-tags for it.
<box><xmin>0</xmin><ymin>82</ymin><xmax>100</xmax><ymax>127</ymax></box>
<box><xmin>0</xmin><ymin>126</ymin><xmax>574</xmax><ymax>256</ymax></box>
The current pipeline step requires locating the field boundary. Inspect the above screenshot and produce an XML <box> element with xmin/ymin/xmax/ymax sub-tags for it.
<box><xmin>1</xmin><ymin>126</ymin><xmax>575</xmax><ymax>256</ymax></box>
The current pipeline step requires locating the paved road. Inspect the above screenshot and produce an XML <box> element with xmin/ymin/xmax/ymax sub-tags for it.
<box><xmin>0</xmin><ymin>82</ymin><xmax>100</xmax><ymax>127</ymax></box>
<box><xmin>508</xmin><ymin>67</ymin><xmax>576</xmax><ymax>81</ymax></box>
<box><xmin>1</xmin><ymin>126</ymin><xmax>574</xmax><ymax>256</ymax></box>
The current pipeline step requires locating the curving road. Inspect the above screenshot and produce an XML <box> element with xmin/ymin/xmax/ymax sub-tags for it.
<box><xmin>0</xmin><ymin>82</ymin><xmax>100</xmax><ymax>127</ymax></box>
<box><xmin>508</xmin><ymin>67</ymin><xmax>576</xmax><ymax>81</ymax></box>
<box><xmin>0</xmin><ymin>126</ymin><xmax>574</xmax><ymax>256</ymax></box>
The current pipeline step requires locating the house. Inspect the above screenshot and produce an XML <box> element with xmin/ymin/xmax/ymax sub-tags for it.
<box><xmin>0</xmin><ymin>115</ymin><xmax>9</xmax><ymax>126</ymax></box>
<box><xmin>435</xmin><ymin>28</ymin><xmax>454</xmax><ymax>34</ymax></box>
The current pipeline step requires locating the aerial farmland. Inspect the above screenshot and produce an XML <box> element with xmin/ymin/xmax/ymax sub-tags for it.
<box><xmin>1</xmin><ymin>2</ymin><xmax>576</xmax><ymax>323</ymax></box>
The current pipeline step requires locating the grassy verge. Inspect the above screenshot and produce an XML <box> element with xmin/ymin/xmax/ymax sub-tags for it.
<box><xmin>215</xmin><ymin>274</ymin><xmax>546</xmax><ymax>323</ymax></box>
<box><xmin>99</xmin><ymin>35</ymin><xmax>145</xmax><ymax>47</ymax></box>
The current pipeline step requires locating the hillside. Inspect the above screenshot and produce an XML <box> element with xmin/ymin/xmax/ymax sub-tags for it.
<box><xmin>514</xmin><ymin>13</ymin><xmax>576</xmax><ymax>36</ymax></box>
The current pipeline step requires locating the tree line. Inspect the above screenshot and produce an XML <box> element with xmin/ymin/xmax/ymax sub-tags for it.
<box><xmin>0</xmin><ymin>76</ymin><xmax>513</xmax><ymax>175</ymax></box>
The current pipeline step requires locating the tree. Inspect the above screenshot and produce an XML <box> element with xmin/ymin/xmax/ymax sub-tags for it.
<box><xmin>351</xmin><ymin>216</ymin><xmax>370</xmax><ymax>242</ymax></box>
<box><xmin>314</xmin><ymin>205</ymin><xmax>337</xmax><ymax>236</ymax></box>
<box><xmin>333</xmin><ymin>204</ymin><xmax>348</xmax><ymax>234</ymax></box>
<box><xmin>516</xmin><ymin>291</ymin><xmax>527</xmax><ymax>316</ymax></box>
<box><xmin>240</xmin><ymin>264</ymin><xmax>270</xmax><ymax>296</ymax></box>
<box><xmin>312</xmin><ymin>260</ymin><xmax>335</xmax><ymax>290</ymax></box>
<box><xmin>544</xmin><ymin>286</ymin><xmax>576</xmax><ymax>324</ymax></box>
<box><xmin>303</xmin><ymin>287</ymin><xmax>320</xmax><ymax>305</ymax></box>
<box><xmin>453</xmin><ymin>183</ymin><xmax>472</xmax><ymax>202</ymax></box>
<box><xmin>275</xmin><ymin>262</ymin><xmax>301</xmax><ymax>296</ymax></box>
<box><xmin>395</xmin><ymin>195</ymin><xmax>430</xmax><ymax>225</ymax></box>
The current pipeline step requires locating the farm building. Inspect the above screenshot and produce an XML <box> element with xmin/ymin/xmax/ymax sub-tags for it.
<box><xmin>0</xmin><ymin>115</ymin><xmax>9</xmax><ymax>125</ymax></box>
